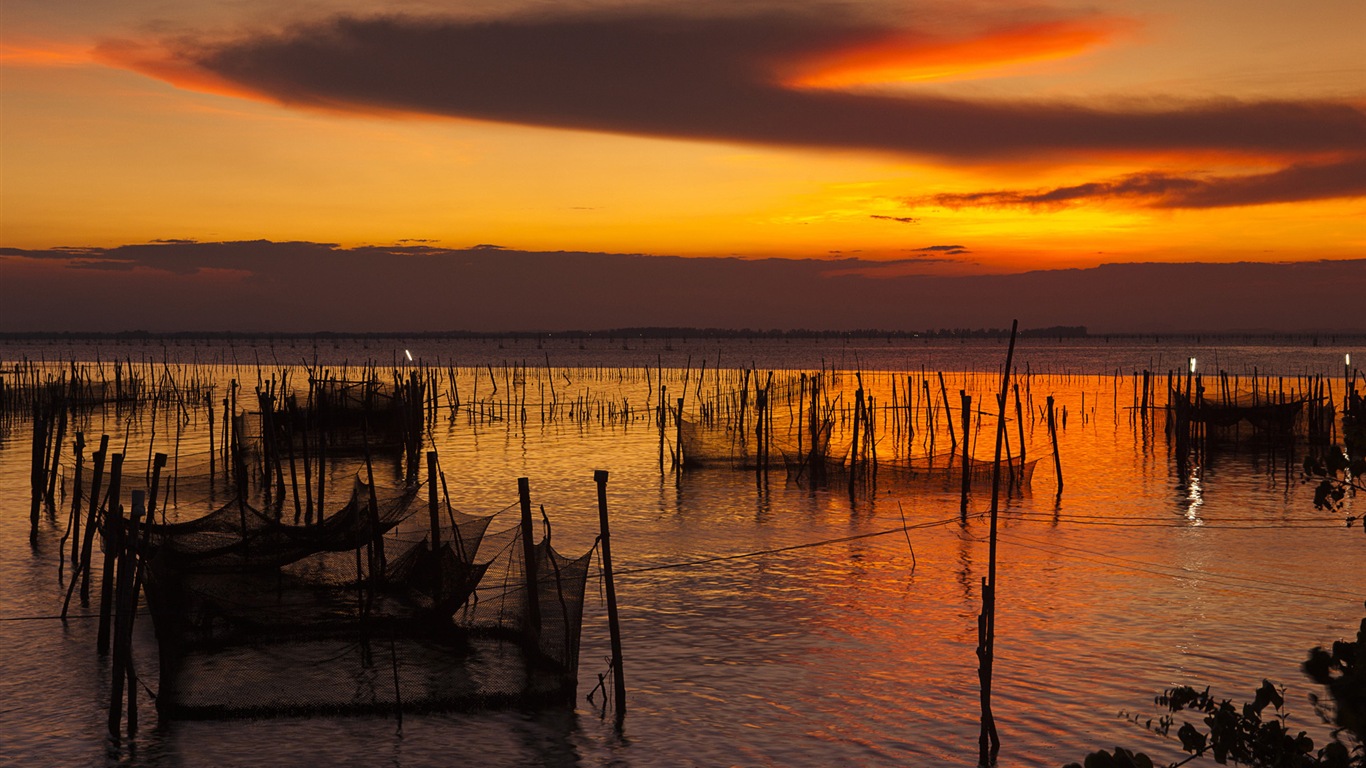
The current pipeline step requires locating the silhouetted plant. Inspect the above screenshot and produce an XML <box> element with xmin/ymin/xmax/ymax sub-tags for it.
<box><xmin>1065</xmin><ymin>617</ymin><xmax>1364</xmax><ymax>768</ymax></box>
<box><xmin>1303</xmin><ymin>448</ymin><xmax>1365</xmax><ymax>533</ymax></box>
<box><xmin>1304</xmin><ymin>618</ymin><xmax>1366</xmax><ymax>762</ymax></box>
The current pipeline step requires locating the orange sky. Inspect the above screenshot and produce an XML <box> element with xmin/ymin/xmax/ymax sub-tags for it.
<box><xmin>1</xmin><ymin>0</ymin><xmax>1364</xmax><ymax>276</ymax></box>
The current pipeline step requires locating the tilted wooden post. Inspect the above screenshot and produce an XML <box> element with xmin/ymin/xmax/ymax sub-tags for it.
<box><xmin>108</xmin><ymin>489</ymin><xmax>144</xmax><ymax>741</ymax></box>
<box><xmin>979</xmin><ymin>320</ymin><xmax>1018</xmax><ymax>764</ymax></box>
<box><xmin>595</xmin><ymin>470</ymin><xmax>627</xmax><ymax>726</ymax></box>
<box><xmin>959</xmin><ymin>392</ymin><xmax>972</xmax><ymax>518</ymax></box>
<box><xmin>1048</xmin><ymin>395</ymin><xmax>1063</xmax><ymax>498</ymax></box>
<box><xmin>427</xmin><ymin>451</ymin><xmax>442</xmax><ymax>599</ymax></box>
<box><xmin>69</xmin><ymin>433</ymin><xmax>85</xmax><ymax>567</ymax></box>
<box><xmin>76</xmin><ymin>435</ymin><xmax>109</xmax><ymax>604</ymax></box>
<box><xmin>97</xmin><ymin>453</ymin><xmax>124</xmax><ymax>655</ymax></box>
<box><xmin>517</xmin><ymin>478</ymin><xmax>542</xmax><ymax>660</ymax></box>
<box><xmin>939</xmin><ymin>372</ymin><xmax>957</xmax><ymax>450</ymax></box>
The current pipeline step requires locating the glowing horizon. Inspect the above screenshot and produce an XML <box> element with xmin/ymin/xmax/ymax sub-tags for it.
<box><xmin>2</xmin><ymin>1</ymin><xmax>1363</xmax><ymax>276</ymax></box>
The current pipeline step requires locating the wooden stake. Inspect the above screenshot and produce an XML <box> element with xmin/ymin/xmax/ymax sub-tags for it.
<box><xmin>1048</xmin><ymin>395</ymin><xmax>1063</xmax><ymax>498</ymax></box>
<box><xmin>97</xmin><ymin>453</ymin><xmax>124</xmax><ymax>655</ymax></box>
<box><xmin>427</xmin><ymin>452</ymin><xmax>442</xmax><ymax>599</ymax></box>
<box><xmin>979</xmin><ymin>319</ymin><xmax>1017</xmax><ymax>764</ymax></box>
<box><xmin>108</xmin><ymin>490</ymin><xmax>142</xmax><ymax>741</ymax></box>
<box><xmin>76</xmin><ymin>435</ymin><xmax>109</xmax><ymax>603</ymax></box>
<box><xmin>959</xmin><ymin>392</ymin><xmax>972</xmax><ymax>519</ymax></box>
<box><xmin>939</xmin><ymin>372</ymin><xmax>957</xmax><ymax>450</ymax></box>
<box><xmin>68</xmin><ymin>433</ymin><xmax>85</xmax><ymax>567</ymax></box>
<box><xmin>518</xmin><ymin>478</ymin><xmax>542</xmax><ymax>661</ymax></box>
<box><xmin>595</xmin><ymin>470</ymin><xmax>627</xmax><ymax>727</ymax></box>
<box><xmin>674</xmin><ymin>397</ymin><xmax>684</xmax><ymax>471</ymax></box>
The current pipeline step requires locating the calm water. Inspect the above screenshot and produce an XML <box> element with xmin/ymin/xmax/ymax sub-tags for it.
<box><xmin>1</xmin><ymin>336</ymin><xmax>1361</xmax><ymax>767</ymax></box>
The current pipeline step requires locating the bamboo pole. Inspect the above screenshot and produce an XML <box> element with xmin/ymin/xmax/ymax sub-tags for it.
<box><xmin>1048</xmin><ymin>395</ymin><xmax>1063</xmax><ymax>499</ymax></box>
<box><xmin>30</xmin><ymin>410</ymin><xmax>45</xmax><ymax>545</ymax></box>
<box><xmin>959</xmin><ymin>392</ymin><xmax>972</xmax><ymax>519</ymax></box>
<box><xmin>96</xmin><ymin>453</ymin><xmax>124</xmax><ymax>655</ymax></box>
<box><xmin>108</xmin><ymin>489</ymin><xmax>142</xmax><ymax>741</ymax></box>
<box><xmin>518</xmin><ymin>478</ymin><xmax>542</xmax><ymax>662</ymax></box>
<box><xmin>939</xmin><ymin>372</ymin><xmax>957</xmax><ymax>450</ymax></box>
<box><xmin>674</xmin><ymin>397</ymin><xmax>684</xmax><ymax>472</ymax></box>
<box><xmin>427</xmin><ymin>451</ymin><xmax>442</xmax><ymax>599</ymax></box>
<box><xmin>75</xmin><ymin>435</ymin><xmax>110</xmax><ymax>604</ymax></box>
<box><xmin>978</xmin><ymin>319</ymin><xmax>1017</xmax><ymax>764</ymax></box>
<box><xmin>595</xmin><ymin>470</ymin><xmax>627</xmax><ymax>726</ymax></box>
<box><xmin>68</xmin><ymin>433</ymin><xmax>85</xmax><ymax>567</ymax></box>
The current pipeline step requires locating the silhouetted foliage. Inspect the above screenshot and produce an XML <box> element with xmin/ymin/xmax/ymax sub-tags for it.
<box><xmin>1076</xmin><ymin>382</ymin><xmax>1365</xmax><ymax>767</ymax></box>
<box><xmin>1067</xmin><ymin>746</ymin><xmax>1155</xmax><ymax>768</ymax></box>
<box><xmin>1302</xmin><ymin>449</ymin><xmax>1365</xmax><ymax>533</ymax></box>
<box><xmin>1304</xmin><ymin>618</ymin><xmax>1366</xmax><ymax>759</ymax></box>
<box><xmin>1065</xmin><ymin>617</ymin><xmax>1364</xmax><ymax>768</ymax></box>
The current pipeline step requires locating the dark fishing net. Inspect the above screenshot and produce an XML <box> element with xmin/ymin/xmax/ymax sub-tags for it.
<box><xmin>679</xmin><ymin>419</ymin><xmax>769</xmax><ymax>468</ymax></box>
<box><xmin>137</xmin><ymin>482</ymin><xmax>593</xmax><ymax>718</ymax></box>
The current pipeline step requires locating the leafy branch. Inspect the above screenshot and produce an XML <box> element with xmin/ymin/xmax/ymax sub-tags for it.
<box><xmin>1302</xmin><ymin>448</ymin><xmax>1365</xmax><ymax>533</ymax></box>
<box><xmin>1066</xmin><ymin>618</ymin><xmax>1364</xmax><ymax>768</ymax></box>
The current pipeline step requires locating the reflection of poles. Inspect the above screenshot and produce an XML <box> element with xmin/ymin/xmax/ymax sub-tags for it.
<box><xmin>595</xmin><ymin>470</ymin><xmax>627</xmax><ymax>728</ymax></box>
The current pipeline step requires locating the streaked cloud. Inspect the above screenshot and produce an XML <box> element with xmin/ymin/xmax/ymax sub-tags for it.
<box><xmin>0</xmin><ymin>41</ymin><xmax>97</xmax><ymax>67</ymax></box>
<box><xmin>915</xmin><ymin>156</ymin><xmax>1366</xmax><ymax>210</ymax></box>
<box><xmin>785</xmin><ymin>18</ymin><xmax>1127</xmax><ymax>88</ymax></box>
<box><xmin>910</xmin><ymin>244</ymin><xmax>970</xmax><ymax>255</ymax></box>
<box><xmin>101</xmin><ymin>9</ymin><xmax>1366</xmax><ymax>164</ymax></box>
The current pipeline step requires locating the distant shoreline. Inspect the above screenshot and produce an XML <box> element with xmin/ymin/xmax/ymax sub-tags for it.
<box><xmin>2</xmin><ymin>327</ymin><xmax>1364</xmax><ymax>343</ymax></box>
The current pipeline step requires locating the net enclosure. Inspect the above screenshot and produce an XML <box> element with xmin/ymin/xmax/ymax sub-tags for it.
<box><xmin>137</xmin><ymin>475</ymin><xmax>593</xmax><ymax>718</ymax></box>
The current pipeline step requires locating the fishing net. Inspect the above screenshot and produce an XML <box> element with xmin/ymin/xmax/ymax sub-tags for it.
<box><xmin>679</xmin><ymin>419</ymin><xmax>769</xmax><ymax>469</ymax></box>
<box><xmin>784</xmin><ymin>449</ymin><xmax>1037</xmax><ymax>492</ymax></box>
<box><xmin>137</xmin><ymin>480</ymin><xmax>592</xmax><ymax>718</ymax></box>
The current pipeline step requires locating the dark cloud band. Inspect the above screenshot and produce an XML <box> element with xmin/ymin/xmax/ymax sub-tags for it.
<box><xmin>4</xmin><ymin>241</ymin><xmax>1362</xmax><ymax>332</ymax></box>
<box><xmin>113</xmin><ymin>10</ymin><xmax>1366</xmax><ymax>163</ymax></box>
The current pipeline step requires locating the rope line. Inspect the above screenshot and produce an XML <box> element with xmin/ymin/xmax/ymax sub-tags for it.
<box><xmin>614</xmin><ymin>514</ymin><xmax>977</xmax><ymax>576</ymax></box>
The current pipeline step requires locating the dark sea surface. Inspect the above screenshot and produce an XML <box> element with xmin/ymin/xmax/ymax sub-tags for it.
<box><xmin>1</xmin><ymin>336</ymin><xmax>1361</xmax><ymax>767</ymax></box>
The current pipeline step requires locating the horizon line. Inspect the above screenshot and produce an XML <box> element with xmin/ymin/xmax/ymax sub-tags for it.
<box><xmin>4</xmin><ymin>327</ymin><xmax>1365</xmax><ymax>341</ymax></box>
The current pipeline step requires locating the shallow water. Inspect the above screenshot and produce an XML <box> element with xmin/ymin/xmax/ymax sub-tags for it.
<box><xmin>1</xmin><ymin>337</ymin><xmax>1361</xmax><ymax>767</ymax></box>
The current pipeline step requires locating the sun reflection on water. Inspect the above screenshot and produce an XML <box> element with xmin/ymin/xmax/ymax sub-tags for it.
<box><xmin>1185</xmin><ymin>472</ymin><xmax>1205</xmax><ymax>525</ymax></box>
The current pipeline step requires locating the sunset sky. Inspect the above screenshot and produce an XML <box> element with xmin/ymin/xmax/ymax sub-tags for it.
<box><xmin>2</xmin><ymin>0</ymin><xmax>1363</xmax><ymax>331</ymax></box>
